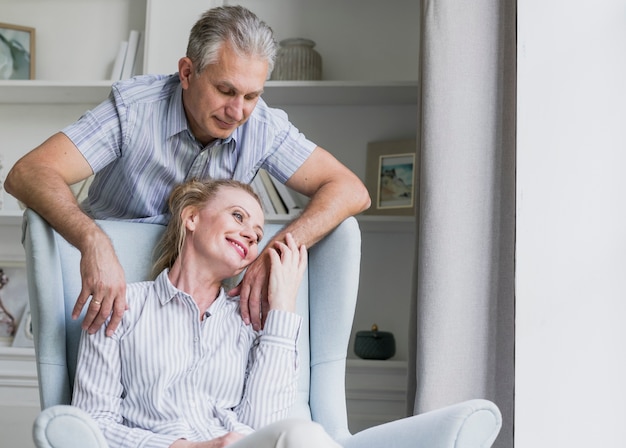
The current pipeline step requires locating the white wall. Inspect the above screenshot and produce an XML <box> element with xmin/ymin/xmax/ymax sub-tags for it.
<box><xmin>516</xmin><ymin>1</ymin><xmax>626</xmax><ymax>446</ymax></box>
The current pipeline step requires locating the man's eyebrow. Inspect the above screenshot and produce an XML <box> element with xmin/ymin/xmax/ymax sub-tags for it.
<box><xmin>218</xmin><ymin>80</ymin><xmax>264</xmax><ymax>96</ymax></box>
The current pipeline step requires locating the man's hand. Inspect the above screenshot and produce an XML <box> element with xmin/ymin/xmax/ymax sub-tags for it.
<box><xmin>230</xmin><ymin>250</ymin><xmax>271</xmax><ymax>331</ymax></box>
<box><xmin>231</xmin><ymin>234</ymin><xmax>307</xmax><ymax>329</ymax></box>
<box><xmin>71</xmin><ymin>235</ymin><xmax>127</xmax><ymax>337</ymax></box>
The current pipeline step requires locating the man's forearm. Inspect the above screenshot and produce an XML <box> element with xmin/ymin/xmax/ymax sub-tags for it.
<box><xmin>5</xmin><ymin>132</ymin><xmax>106</xmax><ymax>253</ymax></box>
<box><xmin>271</xmin><ymin>177</ymin><xmax>370</xmax><ymax>250</ymax></box>
<box><xmin>6</xmin><ymin>164</ymin><xmax>106</xmax><ymax>253</ymax></box>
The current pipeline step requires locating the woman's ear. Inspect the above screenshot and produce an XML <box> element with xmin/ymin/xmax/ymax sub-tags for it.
<box><xmin>181</xmin><ymin>206</ymin><xmax>198</xmax><ymax>232</ymax></box>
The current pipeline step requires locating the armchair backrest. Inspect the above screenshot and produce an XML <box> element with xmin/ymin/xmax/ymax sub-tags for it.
<box><xmin>22</xmin><ymin>209</ymin><xmax>360</xmax><ymax>442</ymax></box>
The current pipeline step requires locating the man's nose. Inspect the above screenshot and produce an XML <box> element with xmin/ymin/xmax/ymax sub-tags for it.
<box><xmin>225</xmin><ymin>96</ymin><xmax>244</xmax><ymax>122</ymax></box>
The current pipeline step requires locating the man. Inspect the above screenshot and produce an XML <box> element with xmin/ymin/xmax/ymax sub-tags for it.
<box><xmin>5</xmin><ymin>6</ymin><xmax>369</xmax><ymax>335</ymax></box>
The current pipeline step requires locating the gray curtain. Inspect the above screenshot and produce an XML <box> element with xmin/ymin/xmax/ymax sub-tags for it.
<box><xmin>407</xmin><ymin>1</ymin><xmax>516</xmax><ymax>447</ymax></box>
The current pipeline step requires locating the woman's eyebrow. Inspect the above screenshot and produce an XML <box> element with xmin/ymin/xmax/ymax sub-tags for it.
<box><xmin>234</xmin><ymin>205</ymin><xmax>264</xmax><ymax>240</ymax></box>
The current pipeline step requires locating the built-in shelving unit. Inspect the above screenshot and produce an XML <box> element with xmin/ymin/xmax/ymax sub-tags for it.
<box><xmin>0</xmin><ymin>1</ymin><xmax>419</xmax><ymax>443</ymax></box>
<box><xmin>0</xmin><ymin>80</ymin><xmax>417</xmax><ymax>106</ymax></box>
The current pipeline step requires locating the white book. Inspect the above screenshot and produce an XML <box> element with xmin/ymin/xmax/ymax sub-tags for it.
<box><xmin>259</xmin><ymin>170</ymin><xmax>288</xmax><ymax>215</ymax></box>
<box><xmin>110</xmin><ymin>41</ymin><xmax>128</xmax><ymax>81</ymax></box>
<box><xmin>251</xmin><ymin>175</ymin><xmax>275</xmax><ymax>214</ymax></box>
<box><xmin>267</xmin><ymin>172</ymin><xmax>303</xmax><ymax>215</ymax></box>
<box><xmin>120</xmin><ymin>30</ymin><xmax>141</xmax><ymax>80</ymax></box>
<box><xmin>132</xmin><ymin>33</ymin><xmax>145</xmax><ymax>77</ymax></box>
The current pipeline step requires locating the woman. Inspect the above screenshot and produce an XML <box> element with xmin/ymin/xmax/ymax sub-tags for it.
<box><xmin>71</xmin><ymin>179</ymin><xmax>340</xmax><ymax>447</ymax></box>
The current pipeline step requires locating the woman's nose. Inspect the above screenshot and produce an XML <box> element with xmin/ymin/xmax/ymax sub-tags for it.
<box><xmin>241</xmin><ymin>227</ymin><xmax>256</xmax><ymax>244</ymax></box>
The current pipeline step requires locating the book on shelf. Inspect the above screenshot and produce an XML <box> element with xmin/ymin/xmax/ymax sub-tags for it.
<box><xmin>120</xmin><ymin>30</ymin><xmax>142</xmax><ymax>80</ymax></box>
<box><xmin>258</xmin><ymin>170</ymin><xmax>287</xmax><ymax>215</ymax></box>
<box><xmin>251</xmin><ymin>169</ymin><xmax>308</xmax><ymax>219</ymax></box>
<box><xmin>251</xmin><ymin>175</ymin><xmax>275</xmax><ymax>215</ymax></box>
<box><xmin>267</xmin><ymin>172</ymin><xmax>304</xmax><ymax>216</ymax></box>
<box><xmin>110</xmin><ymin>30</ymin><xmax>143</xmax><ymax>81</ymax></box>
<box><xmin>110</xmin><ymin>41</ymin><xmax>128</xmax><ymax>81</ymax></box>
<box><xmin>250</xmin><ymin>170</ymin><xmax>306</xmax><ymax>218</ymax></box>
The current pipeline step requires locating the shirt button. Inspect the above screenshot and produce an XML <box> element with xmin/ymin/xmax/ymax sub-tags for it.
<box><xmin>194</xmin><ymin>337</ymin><xmax>199</xmax><ymax>342</ymax></box>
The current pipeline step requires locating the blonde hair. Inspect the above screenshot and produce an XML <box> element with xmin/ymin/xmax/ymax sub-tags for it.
<box><xmin>152</xmin><ymin>178</ymin><xmax>261</xmax><ymax>278</ymax></box>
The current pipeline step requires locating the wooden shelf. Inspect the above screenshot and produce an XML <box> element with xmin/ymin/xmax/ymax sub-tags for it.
<box><xmin>1</xmin><ymin>211</ymin><xmax>416</xmax><ymax>232</ymax></box>
<box><xmin>0</xmin><ymin>346</ymin><xmax>35</xmax><ymax>359</ymax></box>
<box><xmin>264</xmin><ymin>81</ymin><xmax>418</xmax><ymax>106</ymax></box>
<box><xmin>261</xmin><ymin>214</ymin><xmax>415</xmax><ymax>233</ymax></box>
<box><xmin>0</xmin><ymin>212</ymin><xmax>24</xmax><ymax>226</ymax></box>
<box><xmin>356</xmin><ymin>215</ymin><xmax>415</xmax><ymax>233</ymax></box>
<box><xmin>0</xmin><ymin>80</ymin><xmax>418</xmax><ymax>106</ymax></box>
<box><xmin>0</xmin><ymin>80</ymin><xmax>113</xmax><ymax>104</ymax></box>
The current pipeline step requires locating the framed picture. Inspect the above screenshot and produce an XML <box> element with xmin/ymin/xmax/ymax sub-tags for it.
<box><xmin>364</xmin><ymin>139</ymin><xmax>418</xmax><ymax>216</ymax></box>
<box><xmin>0</xmin><ymin>262</ymin><xmax>29</xmax><ymax>346</ymax></box>
<box><xmin>0</xmin><ymin>22</ymin><xmax>36</xmax><ymax>80</ymax></box>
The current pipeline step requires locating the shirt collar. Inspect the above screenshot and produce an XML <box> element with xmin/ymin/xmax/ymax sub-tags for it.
<box><xmin>154</xmin><ymin>269</ymin><xmax>180</xmax><ymax>305</ymax></box>
<box><xmin>154</xmin><ymin>269</ymin><xmax>234</xmax><ymax>314</ymax></box>
<box><xmin>165</xmin><ymin>83</ymin><xmax>188</xmax><ymax>140</ymax></box>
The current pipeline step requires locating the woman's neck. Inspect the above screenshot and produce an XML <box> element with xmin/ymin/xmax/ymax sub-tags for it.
<box><xmin>168</xmin><ymin>258</ymin><xmax>223</xmax><ymax>318</ymax></box>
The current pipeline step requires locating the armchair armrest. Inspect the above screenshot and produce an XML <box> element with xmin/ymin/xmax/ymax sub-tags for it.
<box><xmin>33</xmin><ymin>405</ymin><xmax>108</xmax><ymax>448</ymax></box>
<box><xmin>341</xmin><ymin>399</ymin><xmax>502</xmax><ymax>448</ymax></box>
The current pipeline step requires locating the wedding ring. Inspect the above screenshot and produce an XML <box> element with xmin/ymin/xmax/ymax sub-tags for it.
<box><xmin>92</xmin><ymin>300</ymin><xmax>101</xmax><ymax>306</ymax></box>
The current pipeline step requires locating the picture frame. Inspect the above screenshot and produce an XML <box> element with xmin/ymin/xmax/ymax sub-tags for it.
<box><xmin>364</xmin><ymin>139</ymin><xmax>418</xmax><ymax>216</ymax></box>
<box><xmin>0</xmin><ymin>22</ymin><xmax>36</xmax><ymax>80</ymax></box>
<box><xmin>0</xmin><ymin>261</ymin><xmax>29</xmax><ymax>346</ymax></box>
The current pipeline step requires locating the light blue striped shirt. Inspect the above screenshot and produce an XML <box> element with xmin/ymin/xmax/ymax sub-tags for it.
<box><xmin>63</xmin><ymin>74</ymin><xmax>317</xmax><ymax>224</ymax></box>
<box><xmin>72</xmin><ymin>270</ymin><xmax>302</xmax><ymax>448</ymax></box>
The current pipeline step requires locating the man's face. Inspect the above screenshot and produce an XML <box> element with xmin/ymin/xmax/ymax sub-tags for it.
<box><xmin>179</xmin><ymin>43</ymin><xmax>269</xmax><ymax>146</ymax></box>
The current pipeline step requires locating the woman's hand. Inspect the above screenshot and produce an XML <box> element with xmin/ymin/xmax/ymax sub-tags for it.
<box><xmin>266</xmin><ymin>233</ymin><xmax>308</xmax><ymax>313</ymax></box>
<box><xmin>170</xmin><ymin>432</ymin><xmax>245</xmax><ymax>447</ymax></box>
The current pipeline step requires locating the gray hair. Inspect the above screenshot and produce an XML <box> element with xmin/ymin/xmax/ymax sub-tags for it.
<box><xmin>187</xmin><ymin>5</ymin><xmax>277</xmax><ymax>75</ymax></box>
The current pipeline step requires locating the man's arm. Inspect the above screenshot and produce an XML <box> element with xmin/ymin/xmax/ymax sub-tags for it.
<box><xmin>5</xmin><ymin>133</ymin><xmax>126</xmax><ymax>336</ymax></box>
<box><xmin>234</xmin><ymin>147</ymin><xmax>371</xmax><ymax>329</ymax></box>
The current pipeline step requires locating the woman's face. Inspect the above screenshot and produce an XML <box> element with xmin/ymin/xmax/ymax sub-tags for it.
<box><xmin>189</xmin><ymin>186</ymin><xmax>264</xmax><ymax>276</ymax></box>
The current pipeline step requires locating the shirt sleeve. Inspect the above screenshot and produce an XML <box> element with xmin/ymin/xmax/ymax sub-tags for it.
<box><xmin>71</xmin><ymin>320</ymin><xmax>178</xmax><ymax>448</ymax></box>
<box><xmin>61</xmin><ymin>87</ymin><xmax>126</xmax><ymax>174</ymax></box>
<box><xmin>234</xmin><ymin>309</ymin><xmax>302</xmax><ymax>429</ymax></box>
<box><xmin>250</xmin><ymin>102</ymin><xmax>317</xmax><ymax>184</ymax></box>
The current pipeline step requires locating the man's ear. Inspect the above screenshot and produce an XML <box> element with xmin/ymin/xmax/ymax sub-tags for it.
<box><xmin>178</xmin><ymin>57</ymin><xmax>194</xmax><ymax>89</ymax></box>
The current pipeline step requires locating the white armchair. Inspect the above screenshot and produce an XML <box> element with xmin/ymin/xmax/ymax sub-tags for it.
<box><xmin>22</xmin><ymin>209</ymin><xmax>501</xmax><ymax>447</ymax></box>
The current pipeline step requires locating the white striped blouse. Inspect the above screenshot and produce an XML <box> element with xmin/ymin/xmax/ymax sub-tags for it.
<box><xmin>72</xmin><ymin>269</ymin><xmax>302</xmax><ymax>447</ymax></box>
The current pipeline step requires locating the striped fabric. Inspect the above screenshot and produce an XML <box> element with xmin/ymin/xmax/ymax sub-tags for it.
<box><xmin>62</xmin><ymin>74</ymin><xmax>317</xmax><ymax>224</ymax></box>
<box><xmin>72</xmin><ymin>270</ymin><xmax>302</xmax><ymax>447</ymax></box>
